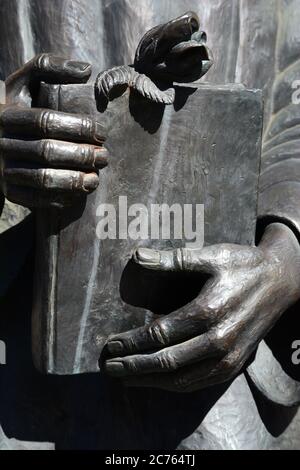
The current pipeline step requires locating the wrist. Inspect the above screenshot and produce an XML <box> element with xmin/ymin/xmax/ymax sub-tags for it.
<box><xmin>261</xmin><ymin>222</ymin><xmax>300</xmax><ymax>299</ymax></box>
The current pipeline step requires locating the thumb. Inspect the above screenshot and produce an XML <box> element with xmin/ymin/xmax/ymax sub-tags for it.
<box><xmin>133</xmin><ymin>246</ymin><xmax>221</xmax><ymax>274</ymax></box>
<box><xmin>133</xmin><ymin>247</ymin><xmax>184</xmax><ymax>272</ymax></box>
<box><xmin>5</xmin><ymin>53</ymin><xmax>91</xmax><ymax>104</ymax></box>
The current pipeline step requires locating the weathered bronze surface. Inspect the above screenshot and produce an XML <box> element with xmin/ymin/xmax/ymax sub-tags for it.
<box><xmin>33</xmin><ymin>80</ymin><xmax>262</xmax><ymax>375</ymax></box>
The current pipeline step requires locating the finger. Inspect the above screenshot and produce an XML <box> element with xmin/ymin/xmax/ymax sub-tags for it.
<box><xmin>0</xmin><ymin>138</ymin><xmax>108</xmax><ymax>171</ymax></box>
<box><xmin>0</xmin><ymin>107</ymin><xmax>105</xmax><ymax>144</ymax></box>
<box><xmin>5</xmin><ymin>184</ymin><xmax>83</xmax><ymax>208</ymax></box>
<box><xmin>164</xmin><ymin>351</ymin><xmax>243</xmax><ymax>393</ymax></box>
<box><xmin>3</xmin><ymin>168</ymin><xmax>99</xmax><ymax>193</ymax></box>
<box><xmin>106</xmin><ymin>277</ymin><xmax>234</xmax><ymax>356</ymax></box>
<box><xmin>6</xmin><ymin>54</ymin><xmax>91</xmax><ymax>101</ymax></box>
<box><xmin>133</xmin><ymin>246</ymin><xmax>222</xmax><ymax>274</ymax></box>
<box><xmin>121</xmin><ymin>307</ymin><xmax>253</xmax><ymax>391</ymax></box>
<box><xmin>112</xmin><ymin>254</ymin><xmax>265</xmax><ymax>358</ymax></box>
<box><xmin>105</xmin><ymin>332</ymin><xmax>217</xmax><ymax>377</ymax></box>
<box><xmin>123</xmin><ymin>358</ymin><xmax>219</xmax><ymax>392</ymax></box>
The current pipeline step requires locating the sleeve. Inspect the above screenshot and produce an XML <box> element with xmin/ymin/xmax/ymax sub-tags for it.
<box><xmin>258</xmin><ymin>0</ymin><xmax>300</xmax><ymax>239</ymax></box>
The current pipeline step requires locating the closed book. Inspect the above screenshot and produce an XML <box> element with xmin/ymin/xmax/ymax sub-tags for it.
<box><xmin>33</xmin><ymin>82</ymin><xmax>263</xmax><ymax>374</ymax></box>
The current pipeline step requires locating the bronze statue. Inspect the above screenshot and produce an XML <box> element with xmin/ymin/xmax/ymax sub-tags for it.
<box><xmin>0</xmin><ymin>0</ymin><xmax>300</xmax><ymax>451</ymax></box>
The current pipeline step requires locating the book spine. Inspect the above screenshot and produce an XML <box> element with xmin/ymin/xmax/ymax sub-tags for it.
<box><xmin>32</xmin><ymin>84</ymin><xmax>61</xmax><ymax>374</ymax></box>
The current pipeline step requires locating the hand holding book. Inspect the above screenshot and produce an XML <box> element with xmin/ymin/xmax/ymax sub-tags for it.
<box><xmin>0</xmin><ymin>54</ymin><xmax>108</xmax><ymax>208</ymax></box>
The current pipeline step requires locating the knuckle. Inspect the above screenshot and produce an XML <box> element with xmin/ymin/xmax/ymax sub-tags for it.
<box><xmin>126</xmin><ymin>359</ymin><xmax>139</xmax><ymax>374</ymax></box>
<box><xmin>199</xmin><ymin>300</ymin><xmax>221</xmax><ymax>324</ymax></box>
<box><xmin>33</xmin><ymin>53</ymin><xmax>51</xmax><ymax>72</ymax></box>
<box><xmin>122</xmin><ymin>335</ymin><xmax>137</xmax><ymax>354</ymax></box>
<box><xmin>41</xmin><ymin>139</ymin><xmax>54</xmax><ymax>160</ymax></box>
<box><xmin>38</xmin><ymin>168</ymin><xmax>48</xmax><ymax>188</ymax></box>
<box><xmin>148</xmin><ymin>320</ymin><xmax>169</xmax><ymax>346</ymax></box>
<box><xmin>39</xmin><ymin>109</ymin><xmax>53</xmax><ymax>136</ymax></box>
<box><xmin>82</xmin><ymin>144</ymin><xmax>94</xmax><ymax>166</ymax></box>
<box><xmin>80</xmin><ymin>116</ymin><xmax>96</xmax><ymax>140</ymax></box>
<box><xmin>158</xmin><ymin>350</ymin><xmax>178</xmax><ymax>371</ymax></box>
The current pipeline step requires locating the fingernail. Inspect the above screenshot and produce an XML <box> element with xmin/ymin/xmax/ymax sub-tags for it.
<box><xmin>107</xmin><ymin>340</ymin><xmax>124</xmax><ymax>356</ymax></box>
<box><xmin>83</xmin><ymin>173</ymin><xmax>99</xmax><ymax>191</ymax></box>
<box><xmin>94</xmin><ymin>147</ymin><xmax>108</xmax><ymax>169</ymax></box>
<box><xmin>105</xmin><ymin>361</ymin><xmax>126</xmax><ymax>377</ymax></box>
<box><xmin>135</xmin><ymin>248</ymin><xmax>160</xmax><ymax>265</ymax></box>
